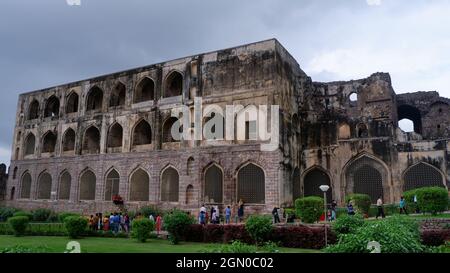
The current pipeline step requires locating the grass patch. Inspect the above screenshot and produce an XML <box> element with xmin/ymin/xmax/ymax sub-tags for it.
<box><xmin>0</xmin><ymin>235</ymin><xmax>320</xmax><ymax>253</ymax></box>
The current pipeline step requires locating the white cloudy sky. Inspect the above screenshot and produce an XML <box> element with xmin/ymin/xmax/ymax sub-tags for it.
<box><xmin>0</xmin><ymin>0</ymin><xmax>449</xmax><ymax>167</ymax></box>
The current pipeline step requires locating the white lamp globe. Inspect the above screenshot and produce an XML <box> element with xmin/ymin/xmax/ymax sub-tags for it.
<box><xmin>319</xmin><ymin>185</ymin><xmax>330</xmax><ymax>192</ymax></box>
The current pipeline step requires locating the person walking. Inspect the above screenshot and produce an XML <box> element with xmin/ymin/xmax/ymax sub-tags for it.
<box><xmin>225</xmin><ymin>206</ymin><xmax>231</xmax><ymax>224</ymax></box>
<box><xmin>272</xmin><ymin>207</ymin><xmax>280</xmax><ymax>224</ymax></box>
<box><xmin>155</xmin><ymin>215</ymin><xmax>162</xmax><ymax>235</ymax></box>
<box><xmin>399</xmin><ymin>196</ymin><xmax>408</xmax><ymax>215</ymax></box>
<box><xmin>347</xmin><ymin>201</ymin><xmax>355</xmax><ymax>216</ymax></box>
<box><xmin>238</xmin><ymin>204</ymin><xmax>244</xmax><ymax>223</ymax></box>
<box><xmin>330</xmin><ymin>200</ymin><xmax>337</xmax><ymax>221</ymax></box>
<box><xmin>124</xmin><ymin>213</ymin><xmax>130</xmax><ymax>233</ymax></box>
<box><xmin>376</xmin><ymin>196</ymin><xmax>385</xmax><ymax>219</ymax></box>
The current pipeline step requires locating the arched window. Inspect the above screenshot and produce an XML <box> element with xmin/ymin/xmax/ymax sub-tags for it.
<box><xmin>292</xmin><ymin>167</ymin><xmax>301</xmax><ymax>201</ymax></box>
<box><xmin>345</xmin><ymin>156</ymin><xmax>386</xmax><ymax>203</ymax></box>
<box><xmin>186</xmin><ymin>185</ymin><xmax>194</xmax><ymax>205</ymax></box>
<box><xmin>164</xmin><ymin>71</ymin><xmax>183</xmax><ymax>98</ymax></box>
<box><xmin>109</xmin><ymin>82</ymin><xmax>126</xmax><ymax>108</ymax></box>
<box><xmin>398</xmin><ymin>105</ymin><xmax>422</xmax><ymax>135</ymax></box>
<box><xmin>66</xmin><ymin>92</ymin><xmax>79</xmax><ymax>114</ymax></box>
<box><xmin>107</xmin><ymin>123</ymin><xmax>123</xmax><ymax>149</ymax></box>
<box><xmin>129</xmin><ymin>168</ymin><xmax>149</xmax><ymax>201</ymax></box>
<box><xmin>24</xmin><ymin>133</ymin><xmax>36</xmax><ymax>156</ymax></box>
<box><xmin>204</xmin><ymin>164</ymin><xmax>223</xmax><ymax>203</ymax></box>
<box><xmin>134</xmin><ymin>77</ymin><xmax>155</xmax><ymax>103</ymax></box>
<box><xmin>357</xmin><ymin>123</ymin><xmax>368</xmax><ymax>138</ymax></box>
<box><xmin>10</xmin><ymin>187</ymin><xmax>15</xmax><ymax>200</ymax></box>
<box><xmin>132</xmin><ymin>120</ymin><xmax>152</xmax><ymax>146</ymax></box>
<box><xmin>59</xmin><ymin>171</ymin><xmax>71</xmax><ymax>200</ymax></box>
<box><xmin>37</xmin><ymin>172</ymin><xmax>52</xmax><ymax>200</ymax></box>
<box><xmin>187</xmin><ymin>157</ymin><xmax>195</xmax><ymax>175</ymax></box>
<box><xmin>163</xmin><ymin>117</ymin><xmax>181</xmax><ymax>143</ymax></box>
<box><xmin>15</xmin><ymin>148</ymin><xmax>20</xmax><ymax>160</ymax></box>
<box><xmin>42</xmin><ymin>131</ymin><xmax>57</xmax><ymax>153</ymax></box>
<box><xmin>28</xmin><ymin>100</ymin><xmax>40</xmax><ymax>120</ymax></box>
<box><xmin>403</xmin><ymin>163</ymin><xmax>445</xmax><ymax>191</ymax></box>
<box><xmin>82</xmin><ymin>126</ymin><xmax>100</xmax><ymax>154</ymax></box>
<box><xmin>303</xmin><ymin>168</ymin><xmax>332</xmax><ymax>201</ymax></box>
<box><xmin>86</xmin><ymin>86</ymin><xmax>103</xmax><ymax>111</ymax></box>
<box><xmin>13</xmin><ymin>167</ymin><xmax>18</xmax><ymax>180</ymax></box>
<box><xmin>62</xmin><ymin>128</ymin><xmax>76</xmax><ymax>152</ymax></box>
<box><xmin>161</xmin><ymin>167</ymin><xmax>179</xmax><ymax>202</ymax></box>
<box><xmin>79</xmin><ymin>170</ymin><xmax>96</xmax><ymax>200</ymax></box>
<box><xmin>105</xmin><ymin>169</ymin><xmax>120</xmax><ymax>201</ymax></box>
<box><xmin>237</xmin><ymin>163</ymin><xmax>265</xmax><ymax>204</ymax></box>
<box><xmin>44</xmin><ymin>96</ymin><xmax>60</xmax><ymax>118</ymax></box>
<box><xmin>20</xmin><ymin>172</ymin><xmax>32</xmax><ymax>199</ymax></box>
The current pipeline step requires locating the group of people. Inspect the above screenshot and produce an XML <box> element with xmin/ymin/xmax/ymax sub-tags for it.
<box><xmin>88</xmin><ymin>212</ymin><xmax>163</xmax><ymax>234</ymax></box>
<box><xmin>198</xmin><ymin>201</ymin><xmax>246</xmax><ymax>225</ymax></box>
<box><xmin>346</xmin><ymin>195</ymin><xmax>415</xmax><ymax>219</ymax></box>
<box><xmin>88</xmin><ymin>212</ymin><xmax>131</xmax><ymax>233</ymax></box>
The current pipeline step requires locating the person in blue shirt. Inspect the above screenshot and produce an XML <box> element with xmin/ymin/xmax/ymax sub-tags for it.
<box><xmin>347</xmin><ymin>201</ymin><xmax>355</xmax><ymax>216</ymax></box>
<box><xmin>225</xmin><ymin>206</ymin><xmax>231</xmax><ymax>224</ymax></box>
<box><xmin>399</xmin><ymin>196</ymin><xmax>408</xmax><ymax>215</ymax></box>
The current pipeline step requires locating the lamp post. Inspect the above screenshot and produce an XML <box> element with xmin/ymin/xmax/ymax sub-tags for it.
<box><xmin>319</xmin><ymin>185</ymin><xmax>330</xmax><ymax>247</ymax></box>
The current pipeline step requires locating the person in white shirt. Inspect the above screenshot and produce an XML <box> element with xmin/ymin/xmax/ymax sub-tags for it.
<box><xmin>376</xmin><ymin>196</ymin><xmax>385</xmax><ymax>219</ymax></box>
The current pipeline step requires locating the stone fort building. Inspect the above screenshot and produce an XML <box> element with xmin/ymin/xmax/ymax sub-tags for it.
<box><xmin>2</xmin><ymin>39</ymin><xmax>449</xmax><ymax>214</ymax></box>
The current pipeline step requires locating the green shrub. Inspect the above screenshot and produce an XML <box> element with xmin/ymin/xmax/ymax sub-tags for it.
<box><xmin>245</xmin><ymin>215</ymin><xmax>273</xmax><ymax>245</ymax></box>
<box><xmin>59</xmin><ymin>212</ymin><xmax>81</xmax><ymax>223</ymax></box>
<box><xmin>0</xmin><ymin>245</ymin><xmax>50</xmax><ymax>253</ymax></box>
<box><xmin>32</xmin><ymin>209</ymin><xmax>53</xmax><ymax>222</ymax></box>
<box><xmin>47</xmin><ymin>211</ymin><xmax>59</xmax><ymax>223</ymax></box>
<box><xmin>13</xmin><ymin>211</ymin><xmax>33</xmax><ymax>220</ymax></box>
<box><xmin>295</xmin><ymin>196</ymin><xmax>324</xmax><ymax>223</ymax></box>
<box><xmin>131</xmin><ymin>218</ymin><xmax>155</xmax><ymax>243</ymax></box>
<box><xmin>0</xmin><ymin>207</ymin><xmax>19</xmax><ymax>222</ymax></box>
<box><xmin>8</xmin><ymin>216</ymin><xmax>29</xmax><ymax>236</ymax></box>
<box><xmin>64</xmin><ymin>216</ymin><xmax>88</xmax><ymax>239</ymax></box>
<box><xmin>326</xmin><ymin>216</ymin><xmax>423</xmax><ymax>253</ymax></box>
<box><xmin>416</xmin><ymin>187</ymin><xmax>448</xmax><ymax>215</ymax></box>
<box><xmin>345</xmin><ymin>194</ymin><xmax>372</xmax><ymax>216</ymax></box>
<box><xmin>403</xmin><ymin>189</ymin><xmax>419</xmax><ymax>213</ymax></box>
<box><xmin>139</xmin><ymin>206</ymin><xmax>163</xmax><ymax>218</ymax></box>
<box><xmin>332</xmin><ymin>214</ymin><xmax>365</xmax><ymax>236</ymax></box>
<box><xmin>163</xmin><ymin>209</ymin><xmax>195</xmax><ymax>245</ymax></box>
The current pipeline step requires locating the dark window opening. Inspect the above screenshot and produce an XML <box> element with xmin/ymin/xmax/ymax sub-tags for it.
<box><xmin>164</xmin><ymin>72</ymin><xmax>183</xmax><ymax>98</ymax></box>
<box><xmin>304</xmin><ymin>169</ymin><xmax>332</xmax><ymax>201</ymax></box>
<box><xmin>24</xmin><ymin>134</ymin><xmax>36</xmax><ymax>156</ymax></box>
<box><xmin>397</xmin><ymin>105</ymin><xmax>422</xmax><ymax>135</ymax></box>
<box><xmin>107</xmin><ymin>123</ymin><xmax>123</xmax><ymax>149</ymax></box>
<box><xmin>161</xmin><ymin>167</ymin><xmax>179</xmax><ymax>202</ymax></box>
<box><xmin>237</xmin><ymin>163</ymin><xmax>265</xmax><ymax>204</ymax></box>
<box><xmin>42</xmin><ymin>131</ymin><xmax>57</xmax><ymax>153</ymax></box>
<box><xmin>28</xmin><ymin>100</ymin><xmax>40</xmax><ymax>120</ymax></box>
<box><xmin>66</xmin><ymin>92</ymin><xmax>79</xmax><ymax>114</ymax></box>
<box><xmin>163</xmin><ymin>117</ymin><xmax>181</xmax><ymax>143</ymax></box>
<box><xmin>134</xmin><ymin>78</ymin><xmax>155</xmax><ymax>103</ymax></box>
<box><xmin>44</xmin><ymin>96</ymin><xmax>60</xmax><ymax>118</ymax></box>
<box><xmin>63</xmin><ymin>129</ymin><xmax>76</xmax><ymax>152</ymax></box>
<box><xmin>79</xmin><ymin>170</ymin><xmax>96</xmax><ymax>201</ymax></box>
<box><xmin>403</xmin><ymin>163</ymin><xmax>444</xmax><ymax>191</ymax></box>
<box><xmin>82</xmin><ymin>126</ymin><xmax>101</xmax><ymax>154</ymax></box>
<box><xmin>37</xmin><ymin>172</ymin><xmax>52</xmax><ymax>200</ymax></box>
<box><xmin>86</xmin><ymin>86</ymin><xmax>103</xmax><ymax>111</ymax></box>
<box><xmin>132</xmin><ymin>120</ymin><xmax>152</xmax><ymax>146</ymax></box>
<box><xmin>109</xmin><ymin>83</ymin><xmax>126</xmax><ymax>108</ymax></box>
<box><xmin>59</xmin><ymin>172</ymin><xmax>71</xmax><ymax>200</ymax></box>
<box><xmin>204</xmin><ymin>165</ymin><xmax>223</xmax><ymax>203</ymax></box>
<box><xmin>130</xmin><ymin>168</ymin><xmax>150</xmax><ymax>201</ymax></box>
<box><xmin>105</xmin><ymin>170</ymin><xmax>120</xmax><ymax>201</ymax></box>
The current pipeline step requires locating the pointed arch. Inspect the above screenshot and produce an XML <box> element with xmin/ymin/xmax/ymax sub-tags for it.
<box><xmin>82</xmin><ymin>126</ymin><xmax>101</xmax><ymax>154</ymax></box>
<box><xmin>44</xmin><ymin>96</ymin><xmax>60</xmax><ymax>118</ymax></box>
<box><xmin>86</xmin><ymin>86</ymin><xmax>103</xmax><ymax>111</ymax></box>
<box><xmin>79</xmin><ymin>169</ymin><xmax>96</xmax><ymax>200</ymax></box>
<box><xmin>105</xmin><ymin>168</ymin><xmax>120</xmax><ymax>201</ymax></box>
<box><xmin>58</xmin><ymin>171</ymin><xmax>71</xmax><ymax>200</ymax></box>
<box><xmin>134</xmin><ymin>77</ymin><xmax>155</xmax><ymax>103</ymax></box>
<box><xmin>164</xmin><ymin>71</ymin><xmax>183</xmax><ymax>98</ymax></box>
<box><xmin>42</xmin><ymin>131</ymin><xmax>57</xmax><ymax>153</ymax></box>
<box><xmin>343</xmin><ymin>154</ymin><xmax>389</xmax><ymax>203</ymax></box>
<box><xmin>186</xmin><ymin>185</ymin><xmax>194</xmax><ymax>205</ymax></box>
<box><xmin>161</xmin><ymin>166</ymin><xmax>179</xmax><ymax>202</ymax></box>
<box><xmin>204</xmin><ymin>163</ymin><xmax>223</xmax><ymax>204</ymax></box>
<box><xmin>107</xmin><ymin>123</ymin><xmax>123</xmax><ymax>149</ymax></box>
<box><xmin>62</xmin><ymin>128</ymin><xmax>76</xmax><ymax>152</ymax></box>
<box><xmin>403</xmin><ymin>162</ymin><xmax>446</xmax><ymax>191</ymax></box>
<box><xmin>187</xmin><ymin>157</ymin><xmax>195</xmax><ymax>175</ymax></box>
<box><xmin>303</xmin><ymin>166</ymin><xmax>332</xmax><ymax>201</ymax></box>
<box><xmin>27</xmin><ymin>100</ymin><xmax>40</xmax><ymax>120</ymax></box>
<box><xmin>66</xmin><ymin>91</ymin><xmax>79</xmax><ymax>114</ymax></box>
<box><xmin>20</xmin><ymin>171</ymin><xmax>32</xmax><ymax>199</ymax></box>
<box><xmin>129</xmin><ymin>167</ymin><xmax>150</xmax><ymax>201</ymax></box>
<box><xmin>163</xmin><ymin>117</ymin><xmax>181</xmax><ymax>143</ymax></box>
<box><xmin>109</xmin><ymin>82</ymin><xmax>126</xmax><ymax>107</ymax></box>
<box><xmin>37</xmin><ymin>172</ymin><xmax>52</xmax><ymax>200</ymax></box>
<box><xmin>132</xmin><ymin>119</ymin><xmax>152</xmax><ymax>146</ymax></box>
<box><xmin>24</xmin><ymin>133</ymin><xmax>36</xmax><ymax>156</ymax></box>
<box><xmin>237</xmin><ymin>162</ymin><xmax>265</xmax><ymax>204</ymax></box>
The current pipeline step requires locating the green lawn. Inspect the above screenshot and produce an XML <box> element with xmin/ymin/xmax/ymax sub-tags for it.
<box><xmin>0</xmin><ymin>236</ymin><xmax>321</xmax><ymax>253</ymax></box>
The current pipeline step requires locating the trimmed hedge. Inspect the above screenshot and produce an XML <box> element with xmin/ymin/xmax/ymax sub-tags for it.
<box><xmin>13</xmin><ymin>211</ymin><xmax>33</xmax><ymax>220</ymax></box>
<box><xmin>64</xmin><ymin>216</ymin><xmax>88</xmax><ymax>239</ymax></box>
<box><xmin>404</xmin><ymin>187</ymin><xmax>449</xmax><ymax>215</ymax></box>
<box><xmin>131</xmin><ymin>218</ymin><xmax>155</xmax><ymax>243</ymax></box>
<box><xmin>8</xmin><ymin>216</ymin><xmax>29</xmax><ymax>236</ymax></box>
<box><xmin>183</xmin><ymin>224</ymin><xmax>335</xmax><ymax>249</ymax></box>
<box><xmin>295</xmin><ymin>196</ymin><xmax>324</xmax><ymax>223</ymax></box>
<box><xmin>0</xmin><ymin>207</ymin><xmax>20</xmax><ymax>222</ymax></box>
<box><xmin>345</xmin><ymin>194</ymin><xmax>372</xmax><ymax>216</ymax></box>
<box><xmin>245</xmin><ymin>215</ymin><xmax>273</xmax><ymax>244</ymax></box>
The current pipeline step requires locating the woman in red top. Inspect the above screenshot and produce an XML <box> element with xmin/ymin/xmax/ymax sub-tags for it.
<box><xmin>155</xmin><ymin>215</ymin><xmax>162</xmax><ymax>235</ymax></box>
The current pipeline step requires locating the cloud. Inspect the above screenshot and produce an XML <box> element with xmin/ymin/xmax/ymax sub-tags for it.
<box><xmin>366</xmin><ymin>0</ymin><xmax>382</xmax><ymax>6</ymax></box>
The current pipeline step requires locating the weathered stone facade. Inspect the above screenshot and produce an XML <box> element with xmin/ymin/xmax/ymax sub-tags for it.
<box><xmin>1</xmin><ymin>39</ymin><xmax>449</xmax><ymax>214</ymax></box>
